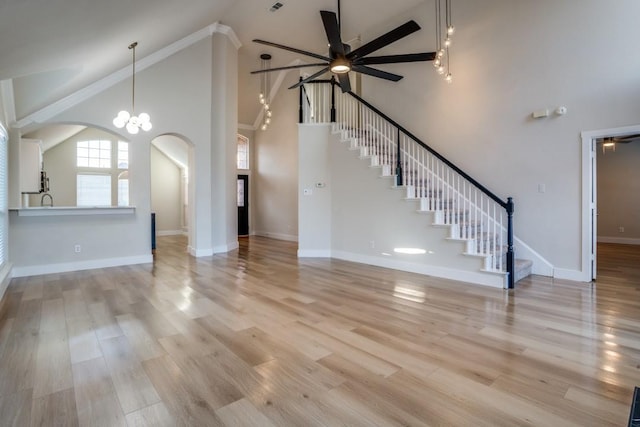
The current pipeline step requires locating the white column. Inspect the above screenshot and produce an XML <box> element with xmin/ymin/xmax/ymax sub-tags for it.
<box><xmin>210</xmin><ymin>32</ymin><xmax>239</xmax><ymax>253</ymax></box>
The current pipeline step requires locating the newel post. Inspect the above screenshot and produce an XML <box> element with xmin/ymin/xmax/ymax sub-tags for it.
<box><xmin>506</xmin><ymin>197</ymin><xmax>515</xmax><ymax>289</ymax></box>
<box><xmin>298</xmin><ymin>77</ymin><xmax>303</xmax><ymax>124</ymax></box>
<box><xmin>395</xmin><ymin>128</ymin><xmax>403</xmax><ymax>186</ymax></box>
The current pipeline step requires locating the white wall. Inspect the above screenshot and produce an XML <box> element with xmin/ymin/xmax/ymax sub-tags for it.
<box><xmin>253</xmin><ymin>71</ymin><xmax>300</xmax><ymax>241</ymax></box>
<box><xmin>150</xmin><ymin>145</ymin><xmax>182</xmax><ymax>234</ymax></box>
<box><xmin>298</xmin><ymin>126</ymin><xmax>504</xmax><ymax>287</ymax></box>
<box><xmin>9</xmin><ymin>33</ymin><xmax>239</xmax><ymax>274</ymax></box>
<box><xmin>298</xmin><ymin>124</ymin><xmax>331</xmax><ymax>255</ymax></box>
<box><xmin>597</xmin><ymin>142</ymin><xmax>640</xmax><ymax>244</ymax></box>
<box><xmin>356</xmin><ymin>0</ymin><xmax>640</xmax><ymax>278</ymax></box>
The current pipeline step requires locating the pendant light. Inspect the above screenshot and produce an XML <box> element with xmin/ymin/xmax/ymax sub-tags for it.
<box><xmin>258</xmin><ymin>54</ymin><xmax>273</xmax><ymax>131</ymax></box>
<box><xmin>433</xmin><ymin>0</ymin><xmax>454</xmax><ymax>83</ymax></box>
<box><xmin>113</xmin><ymin>42</ymin><xmax>152</xmax><ymax>134</ymax></box>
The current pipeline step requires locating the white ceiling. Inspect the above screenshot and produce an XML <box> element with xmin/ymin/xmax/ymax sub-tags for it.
<box><xmin>3</xmin><ymin>0</ymin><xmax>429</xmax><ymax>148</ymax></box>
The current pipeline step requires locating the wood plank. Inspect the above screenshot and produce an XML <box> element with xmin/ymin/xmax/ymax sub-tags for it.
<box><xmin>67</xmin><ymin>317</ymin><xmax>103</xmax><ymax>365</ymax></box>
<box><xmin>32</xmin><ymin>327</ymin><xmax>74</xmax><ymax>398</ymax></box>
<box><xmin>0</xmin><ymin>389</ymin><xmax>32</xmax><ymax>426</ymax></box>
<box><xmin>142</xmin><ymin>355</ymin><xmax>224</xmax><ymax>426</ymax></box>
<box><xmin>115</xmin><ymin>313</ymin><xmax>167</xmax><ymax>362</ymax></box>
<box><xmin>0</xmin><ymin>331</ymin><xmax>39</xmax><ymax>396</ymax></box>
<box><xmin>215</xmin><ymin>398</ymin><xmax>276</xmax><ymax>427</ymax></box>
<box><xmin>39</xmin><ymin>298</ymin><xmax>66</xmax><ymax>333</ymax></box>
<box><xmin>0</xmin><ymin>236</ymin><xmax>637</xmax><ymax>425</ymax></box>
<box><xmin>99</xmin><ymin>335</ymin><xmax>161</xmax><ymax>414</ymax></box>
<box><xmin>30</xmin><ymin>387</ymin><xmax>79</xmax><ymax>427</ymax></box>
<box><xmin>125</xmin><ymin>402</ymin><xmax>176</xmax><ymax>427</ymax></box>
<box><xmin>71</xmin><ymin>357</ymin><xmax>127</xmax><ymax>427</ymax></box>
<box><xmin>88</xmin><ymin>301</ymin><xmax>124</xmax><ymax>341</ymax></box>
<box><xmin>63</xmin><ymin>289</ymin><xmax>90</xmax><ymax>323</ymax></box>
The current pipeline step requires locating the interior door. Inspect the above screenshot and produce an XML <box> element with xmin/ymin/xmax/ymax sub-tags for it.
<box><xmin>591</xmin><ymin>139</ymin><xmax>597</xmax><ymax>280</ymax></box>
<box><xmin>237</xmin><ymin>174</ymin><xmax>249</xmax><ymax>236</ymax></box>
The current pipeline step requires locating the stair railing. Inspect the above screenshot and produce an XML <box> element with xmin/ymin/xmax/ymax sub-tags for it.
<box><xmin>299</xmin><ymin>77</ymin><xmax>515</xmax><ymax>289</ymax></box>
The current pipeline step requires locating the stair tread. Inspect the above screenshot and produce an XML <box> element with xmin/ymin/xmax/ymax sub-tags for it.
<box><xmin>340</xmin><ymin>123</ymin><xmax>529</xmax><ymax>287</ymax></box>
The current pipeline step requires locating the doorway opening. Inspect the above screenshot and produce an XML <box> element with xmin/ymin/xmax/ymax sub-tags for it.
<box><xmin>581</xmin><ymin>124</ymin><xmax>640</xmax><ymax>281</ymax></box>
<box><xmin>150</xmin><ymin>134</ymin><xmax>192</xmax><ymax>253</ymax></box>
<box><xmin>237</xmin><ymin>174</ymin><xmax>249</xmax><ymax>236</ymax></box>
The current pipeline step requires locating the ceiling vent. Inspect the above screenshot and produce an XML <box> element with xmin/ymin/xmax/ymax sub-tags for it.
<box><xmin>269</xmin><ymin>2</ymin><xmax>284</xmax><ymax>12</ymax></box>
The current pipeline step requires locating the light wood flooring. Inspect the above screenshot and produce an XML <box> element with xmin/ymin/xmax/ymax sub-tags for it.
<box><xmin>0</xmin><ymin>236</ymin><xmax>639</xmax><ymax>426</ymax></box>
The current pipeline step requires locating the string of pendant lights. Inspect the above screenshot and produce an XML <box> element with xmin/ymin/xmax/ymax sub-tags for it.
<box><xmin>258</xmin><ymin>53</ymin><xmax>273</xmax><ymax>131</ymax></box>
<box><xmin>433</xmin><ymin>0</ymin><xmax>454</xmax><ymax>83</ymax></box>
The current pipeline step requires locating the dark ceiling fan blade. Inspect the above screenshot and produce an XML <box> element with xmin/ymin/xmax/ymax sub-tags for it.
<box><xmin>253</xmin><ymin>39</ymin><xmax>330</xmax><ymax>62</ymax></box>
<box><xmin>337</xmin><ymin>73</ymin><xmax>351</xmax><ymax>93</ymax></box>
<box><xmin>251</xmin><ymin>63</ymin><xmax>328</xmax><ymax>74</ymax></box>
<box><xmin>351</xmin><ymin>65</ymin><xmax>403</xmax><ymax>81</ymax></box>
<box><xmin>354</xmin><ymin>52</ymin><xmax>436</xmax><ymax>66</ymax></box>
<box><xmin>347</xmin><ymin>20</ymin><xmax>421</xmax><ymax>61</ymax></box>
<box><xmin>614</xmin><ymin>134</ymin><xmax>640</xmax><ymax>142</ymax></box>
<box><xmin>320</xmin><ymin>10</ymin><xmax>345</xmax><ymax>57</ymax></box>
<box><xmin>288</xmin><ymin>67</ymin><xmax>330</xmax><ymax>89</ymax></box>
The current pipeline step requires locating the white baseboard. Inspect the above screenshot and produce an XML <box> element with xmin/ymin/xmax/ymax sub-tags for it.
<box><xmin>188</xmin><ymin>241</ymin><xmax>238</xmax><ymax>257</ymax></box>
<box><xmin>213</xmin><ymin>241</ymin><xmax>239</xmax><ymax>254</ymax></box>
<box><xmin>0</xmin><ymin>262</ymin><xmax>13</xmax><ymax>303</ymax></box>
<box><xmin>553</xmin><ymin>267</ymin><xmax>590</xmax><ymax>282</ymax></box>
<box><xmin>157</xmin><ymin>230</ymin><xmax>186</xmax><ymax>236</ymax></box>
<box><xmin>188</xmin><ymin>246</ymin><xmax>213</xmax><ymax>257</ymax></box>
<box><xmin>514</xmin><ymin>236</ymin><xmax>554</xmax><ymax>276</ymax></box>
<box><xmin>11</xmin><ymin>254</ymin><xmax>154</xmax><ymax>278</ymax></box>
<box><xmin>298</xmin><ymin>249</ymin><xmax>332</xmax><ymax>257</ymax></box>
<box><xmin>253</xmin><ymin>231</ymin><xmax>299</xmax><ymax>242</ymax></box>
<box><xmin>597</xmin><ymin>236</ymin><xmax>640</xmax><ymax>245</ymax></box>
<box><xmin>331</xmin><ymin>250</ymin><xmax>505</xmax><ymax>288</ymax></box>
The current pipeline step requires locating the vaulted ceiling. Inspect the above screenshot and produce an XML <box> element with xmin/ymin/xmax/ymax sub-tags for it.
<box><xmin>1</xmin><ymin>0</ymin><xmax>428</xmax><ymax>149</ymax></box>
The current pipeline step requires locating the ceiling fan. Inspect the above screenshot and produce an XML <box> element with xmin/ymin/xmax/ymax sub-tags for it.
<box><xmin>597</xmin><ymin>134</ymin><xmax>640</xmax><ymax>144</ymax></box>
<box><xmin>250</xmin><ymin>1</ymin><xmax>436</xmax><ymax>93</ymax></box>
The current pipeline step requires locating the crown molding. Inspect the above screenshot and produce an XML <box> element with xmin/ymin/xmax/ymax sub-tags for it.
<box><xmin>211</xmin><ymin>23</ymin><xmax>242</xmax><ymax>50</ymax></box>
<box><xmin>15</xmin><ymin>22</ymin><xmax>242</xmax><ymax>129</ymax></box>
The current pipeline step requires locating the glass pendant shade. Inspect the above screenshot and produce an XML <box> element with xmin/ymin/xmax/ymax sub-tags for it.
<box><xmin>113</xmin><ymin>42</ymin><xmax>152</xmax><ymax>134</ymax></box>
<box><xmin>258</xmin><ymin>53</ymin><xmax>273</xmax><ymax>131</ymax></box>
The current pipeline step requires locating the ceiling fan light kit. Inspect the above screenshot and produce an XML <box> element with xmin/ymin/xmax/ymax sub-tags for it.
<box><xmin>330</xmin><ymin>57</ymin><xmax>351</xmax><ymax>74</ymax></box>
<box><xmin>250</xmin><ymin>0</ymin><xmax>437</xmax><ymax>94</ymax></box>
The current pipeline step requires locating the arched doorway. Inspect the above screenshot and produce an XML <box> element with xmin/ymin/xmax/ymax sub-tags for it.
<box><xmin>150</xmin><ymin>134</ymin><xmax>193</xmax><ymax>252</ymax></box>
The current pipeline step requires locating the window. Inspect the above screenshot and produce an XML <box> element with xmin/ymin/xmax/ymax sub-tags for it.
<box><xmin>77</xmin><ymin>174</ymin><xmax>111</xmax><ymax>206</ymax></box>
<box><xmin>118</xmin><ymin>141</ymin><xmax>129</xmax><ymax>169</ymax></box>
<box><xmin>237</xmin><ymin>135</ymin><xmax>249</xmax><ymax>170</ymax></box>
<box><xmin>76</xmin><ymin>139</ymin><xmax>129</xmax><ymax>206</ymax></box>
<box><xmin>118</xmin><ymin>171</ymin><xmax>129</xmax><ymax>206</ymax></box>
<box><xmin>77</xmin><ymin>140</ymin><xmax>111</xmax><ymax>168</ymax></box>
<box><xmin>0</xmin><ymin>125</ymin><xmax>7</xmax><ymax>269</ymax></box>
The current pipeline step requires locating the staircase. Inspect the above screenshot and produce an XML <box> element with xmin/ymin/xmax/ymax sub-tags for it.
<box><xmin>299</xmin><ymin>79</ymin><xmax>532</xmax><ymax>288</ymax></box>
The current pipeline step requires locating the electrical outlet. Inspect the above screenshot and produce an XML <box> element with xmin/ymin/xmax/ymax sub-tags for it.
<box><xmin>74</xmin><ymin>244</ymin><xmax>81</xmax><ymax>253</ymax></box>
<box><xmin>370</xmin><ymin>240</ymin><xmax>375</xmax><ymax>249</ymax></box>
<box><xmin>619</xmin><ymin>227</ymin><xmax>625</xmax><ymax>233</ymax></box>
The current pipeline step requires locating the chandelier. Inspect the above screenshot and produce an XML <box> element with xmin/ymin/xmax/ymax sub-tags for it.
<box><xmin>433</xmin><ymin>0</ymin><xmax>454</xmax><ymax>83</ymax></box>
<box><xmin>113</xmin><ymin>42</ymin><xmax>152</xmax><ymax>134</ymax></box>
<box><xmin>258</xmin><ymin>54</ymin><xmax>273</xmax><ymax>131</ymax></box>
